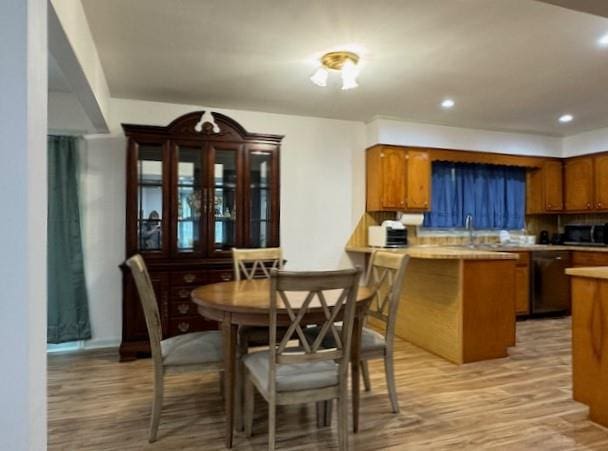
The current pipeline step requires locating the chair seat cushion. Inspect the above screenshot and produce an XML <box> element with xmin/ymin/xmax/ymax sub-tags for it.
<box><xmin>303</xmin><ymin>325</ymin><xmax>386</xmax><ymax>353</ymax></box>
<box><xmin>161</xmin><ymin>331</ymin><xmax>222</xmax><ymax>366</ymax></box>
<box><xmin>243</xmin><ymin>350</ymin><xmax>338</xmax><ymax>392</ymax></box>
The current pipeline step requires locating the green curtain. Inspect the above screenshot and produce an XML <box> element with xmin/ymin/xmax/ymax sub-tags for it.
<box><xmin>47</xmin><ymin>135</ymin><xmax>91</xmax><ymax>343</ymax></box>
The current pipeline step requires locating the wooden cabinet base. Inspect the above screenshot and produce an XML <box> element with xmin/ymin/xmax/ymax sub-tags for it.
<box><xmin>571</xmin><ymin>276</ymin><xmax>608</xmax><ymax>427</ymax></box>
<box><xmin>395</xmin><ymin>258</ymin><xmax>516</xmax><ymax>364</ymax></box>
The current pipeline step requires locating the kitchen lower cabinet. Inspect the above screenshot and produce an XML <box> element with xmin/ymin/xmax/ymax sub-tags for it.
<box><xmin>572</xmin><ymin>251</ymin><xmax>608</xmax><ymax>268</ymax></box>
<box><xmin>568</xmin><ymin>271</ymin><xmax>608</xmax><ymax>428</ymax></box>
<box><xmin>512</xmin><ymin>252</ymin><xmax>530</xmax><ymax>316</ymax></box>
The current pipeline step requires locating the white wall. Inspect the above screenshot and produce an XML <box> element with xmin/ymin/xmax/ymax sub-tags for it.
<box><xmin>563</xmin><ymin>126</ymin><xmax>608</xmax><ymax>157</ymax></box>
<box><xmin>0</xmin><ymin>0</ymin><xmax>47</xmax><ymax>449</ymax></box>
<box><xmin>367</xmin><ymin>118</ymin><xmax>564</xmax><ymax>157</ymax></box>
<box><xmin>81</xmin><ymin>97</ymin><xmax>367</xmax><ymax>346</ymax></box>
<box><xmin>48</xmin><ymin>91</ymin><xmax>96</xmax><ymax>134</ymax></box>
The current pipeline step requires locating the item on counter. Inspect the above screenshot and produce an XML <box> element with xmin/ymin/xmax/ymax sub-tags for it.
<box><xmin>551</xmin><ymin>233</ymin><xmax>563</xmax><ymax>245</ymax></box>
<box><xmin>539</xmin><ymin>230</ymin><xmax>550</xmax><ymax>245</ymax></box>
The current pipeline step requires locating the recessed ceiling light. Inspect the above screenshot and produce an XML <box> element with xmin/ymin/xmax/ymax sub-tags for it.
<box><xmin>441</xmin><ymin>99</ymin><xmax>455</xmax><ymax>109</ymax></box>
<box><xmin>598</xmin><ymin>33</ymin><xmax>608</xmax><ymax>46</ymax></box>
<box><xmin>559</xmin><ymin>114</ymin><xmax>573</xmax><ymax>123</ymax></box>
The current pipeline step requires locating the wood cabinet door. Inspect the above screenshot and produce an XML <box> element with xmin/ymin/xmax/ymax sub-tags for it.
<box><xmin>514</xmin><ymin>266</ymin><xmax>530</xmax><ymax>315</ymax></box>
<box><xmin>380</xmin><ymin>148</ymin><xmax>407</xmax><ymax>209</ymax></box>
<box><xmin>594</xmin><ymin>155</ymin><xmax>608</xmax><ymax>210</ymax></box>
<box><xmin>565</xmin><ymin>157</ymin><xmax>594</xmax><ymax>211</ymax></box>
<box><xmin>406</xmin><ymin>150</ymin><xmax>431</xmax><ymax>210</ymax></box>
<box><xmin>526</xmin><ymin>169</ymin><xmax>543</xmax><ymax>214</ymax></box>
<box><xmin>543</xmin><ymin>161</ymin><xmax>564</xmax><ymax>211</ymax></box>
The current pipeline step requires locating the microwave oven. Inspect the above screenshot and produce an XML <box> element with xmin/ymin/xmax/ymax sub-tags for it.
<box><xmin>563</xmin><ymin>224</ymin><xmax>608</xmax><ymax>247</ymax></box>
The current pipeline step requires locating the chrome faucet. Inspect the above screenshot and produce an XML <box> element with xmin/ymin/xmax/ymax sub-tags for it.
<box><xmin>465</xmin><ymin>214</ymin><xmax>475</xmax><ymax>247</ymax></box>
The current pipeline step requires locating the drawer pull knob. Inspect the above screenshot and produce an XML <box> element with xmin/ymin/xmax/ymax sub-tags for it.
<box><xmin>178</xmin><ymin>322</ymin><xmax>190</xmax><ymax>333</ymax></box>
<box><xmin>184</xmin><ymin>273</ymin><xmax>196</xmax><ymax>283</ymax></box>
<box><xmin>178</xmin><ymin>303</ymin><xmax>190</xmax><ymax>314</ymax></box>
<box><xmin>178</xmin><ymin>288</ymin><xmax>190</xmax><ymax>298</ymax></box>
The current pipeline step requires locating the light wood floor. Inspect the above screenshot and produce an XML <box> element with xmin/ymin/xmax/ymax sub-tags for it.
<box><xmin>48</xmin><ymin>318</ymin><xmax>608</xmax><ymax>450</ymax></box>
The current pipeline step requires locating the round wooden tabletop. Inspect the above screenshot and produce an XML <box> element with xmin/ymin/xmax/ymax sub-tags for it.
<box><xmin>191</xmin><ymin>279</ymin><xmax>373</xmax><ymax>314</ymax></box>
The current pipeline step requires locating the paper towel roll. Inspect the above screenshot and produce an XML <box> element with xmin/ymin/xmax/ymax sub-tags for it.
<box><xmin>399</xmin><ymin>213</ymin><xmax>425</xmax><ymax>226</ymax></box>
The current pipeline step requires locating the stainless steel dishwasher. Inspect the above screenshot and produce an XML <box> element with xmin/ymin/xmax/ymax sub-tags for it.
<box><xmin>530</xmin><ymin>250</ymin><xmax>571</xmax><ymax>316</ymax></box>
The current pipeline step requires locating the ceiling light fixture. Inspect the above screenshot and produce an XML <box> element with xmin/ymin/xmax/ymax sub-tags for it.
<box><xmin>559</xmin><ymin>114</ymin><xmax>574</xmax><ymax>123</ymax></box>
<box><xmin>441</xmin><ymin>99</ymin><xmax>455</xmax><ymax>109</ymax></box>
<box><xmin>310</xmin><ymin>51</ymin><xmax>360</xmax><ymax>90</ymax></box>
<box><xmin>598</xmin><ymin>33</ymin><xmax>608</xmax><ymax>47</ymax></box>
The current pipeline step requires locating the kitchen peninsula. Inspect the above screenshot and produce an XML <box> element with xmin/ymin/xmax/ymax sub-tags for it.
<box><xmin>566</xmin><ymin>267</ymin><xmax>608</xmax><ymax>428</ymax></box>
<box><xmin>348</xmin><ymin>246</ymin><xmax>518</xmax><ymax>364</ymax></box>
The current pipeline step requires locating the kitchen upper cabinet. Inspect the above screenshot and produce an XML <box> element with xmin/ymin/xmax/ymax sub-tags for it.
<box><xmin>405</xmin><ymin>150</ymin><xmax>431</xmax><ymax>210</ymax></box>
<box><xmin>366</xmin><ymin>145</ymin><xmax>430</xmax><ymax>212</ymax></box>
<box><xmin>544</xmin><ymin>161</ymin><xmax>564</xmax><ymax>211</ymax></box>
<box><xmin>526</xmin><ymin>160</ymin><xmax>563</xmax><ymax>213</ymax></box>
<box><xmin>595</xmin><ymin>155</ymin><xmax>608</xmax><ymax>210</ymax></box>
<box><xmin>565</xmin><ymin>157</ymin><xmax>594</xmax><ymax>211</ymax></box>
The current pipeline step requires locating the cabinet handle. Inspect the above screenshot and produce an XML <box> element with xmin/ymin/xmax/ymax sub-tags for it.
<box><xmin>547</xmin><ymin>203</ymin><xmax>552</xmax><ymax>208</ymax></box>
<box><xmin>221</xmin><ymin>273</ymin><xmax>231</xmax><ymax>281</ymax></box>
<box><xmin>598</xmin><ymin>203</ymin><xmax>603</xmax><ymax>209</ymax></box>
<box><xmin>587</xmin><ymin>202</ymin><xmax>592</xmax><ymax>209</ymax></box>
<box><xmin>178</xmin><ymin>322</ymin><xmax>190</xmax><ymax>333</ymax></box>
<box><xmin>183</xmin><ymin>273</ymin><xmax>196</xmax><ymax>283</ymax></box>
<box><xmin>177</xmin><ymin>303</ymin><xmax>190</xmax><ymax>314</ymax></box>
<box><xmin>178</xmin><ymin>288</ymin><xmax>190</xmax><ymax>298</ymax></box>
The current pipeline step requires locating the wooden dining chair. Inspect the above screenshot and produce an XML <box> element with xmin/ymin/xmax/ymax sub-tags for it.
<box><xmin>243</xmin><ymin>268</ymin><xmax>362</xmax><ymax>451</ymax></box>
<box><xmin>358</xmin><ymin>251</ymin><xmax>409</xmax><ymax>413</ymax></box>
<box><xmin>125</xmin><ymin>255</ymin><xmax>223</xmax><ymax>442</ymax></box>
<box><xmin>233</xmin><ymin>247</ymin><xmax>285</xmax><ymax>349</ymax></box>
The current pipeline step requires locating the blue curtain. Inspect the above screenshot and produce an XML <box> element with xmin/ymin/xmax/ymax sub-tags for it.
<box><xmin>423</xmin><ymin>162</ymin><xmax>525</xmax><ymax>229</ymax></box>
<box><xmin>47</xmin><ymin>135</ymin><xmax>92</xmax><ymax>343</ymax></box>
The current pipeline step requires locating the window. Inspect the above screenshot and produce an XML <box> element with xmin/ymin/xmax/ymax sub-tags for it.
<box><xmin>423</xmin><ymin>162</ymin><xmax>525</xmax><ymax>230</ymax></box>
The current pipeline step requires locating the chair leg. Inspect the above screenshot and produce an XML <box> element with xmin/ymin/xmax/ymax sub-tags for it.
<box><xmin>384</xmin><ymin>353</ymin><xmax>399</xmax><ymax>414</ymax></box>
<box><xmin>149</xmin><ymin>367</ymin><xmax>164</xmax><ymax>443</ymax></box>
<box><xmin>219</xmin><ymin>371</ymin><xmax>225</xmax><ymax>400</ymax></box>
<box><xmin>324</xmin><ymin>400</ymin><xmax>333</xmax><ymax>427</ymax></box>
<box><xmin>337</xmin><ymin>393</ymin><xmax>348</xmax><ymax>451</ymax></box>
<box><xmin>236</xmin><ymin>338</ymin><xmax>249</xmax><ymax>431</ymax></box>
<box><xmin>361</xmin><ymin>360</ymin><xmax>371</xmax><ymax>392</ymax></box>
<box><xmin>244</xmin><ymin>375</ymin><xmax>255</xmax><ymax>438</ymax></box>
<box><xmin>316</xmin><ymin>401</ymin><xmax>325</xmax><ymax>428</ymax></box>
<box><xmin>268</xmin><ymin>398</ymin><xmax>276</xmax><ymax>451</ymax></box>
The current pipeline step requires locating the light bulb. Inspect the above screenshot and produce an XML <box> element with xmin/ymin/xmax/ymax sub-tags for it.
<box><xmin>310</xmin><ymin>67</ymin><xmax>328</xmax><ymax>87</ymax></box>
<box><xmin>341</xmin><ymin>59</ymin><xmax>359</xmax><ymax>90</ymax></box>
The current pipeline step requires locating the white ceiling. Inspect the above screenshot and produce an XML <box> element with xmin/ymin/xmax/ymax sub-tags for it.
<box><xmin>81</xmin><ymin>0</ymin><xmax>608</xmax><ymax>136</ymax></box>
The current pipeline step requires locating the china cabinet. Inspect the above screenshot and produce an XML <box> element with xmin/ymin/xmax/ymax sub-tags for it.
<box><xmin>119</xmin><ymin>111</ymin><xmax>282</xmax><ymax>360</ymax></box>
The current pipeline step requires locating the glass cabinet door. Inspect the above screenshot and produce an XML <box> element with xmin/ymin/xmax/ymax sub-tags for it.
<box><xmin>249</xmin><ymin>150</ymin><xmax>275</xmax><ymax>248</ymax></box>
<box><xmin>210</xmin><ymin>145</ymin><xmax>239</xmax><ymax>254</ymax></box>
<box><xmin>136</xmin><ymin>145</ymin><xmax>165</xmax><ymax>254</ymax></box>
<box><xmin>174</xmin><ymin>146</ymin><xmax>204</xmax><ymax>255</ymax></box>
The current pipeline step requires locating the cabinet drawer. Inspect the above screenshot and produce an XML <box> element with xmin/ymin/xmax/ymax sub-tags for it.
<box><xmin>171</xmin><ymin>286</ymin><xmax>194</xmax><ymax>302</ymax></box>
<box><xmin>169</xmin><ymin>316</ymin><xmax>213</xmax><ymax>336</ymax></box>
<box><xmin>170</xmin><ymin>300</ymin><xmax>196</xmax><ymax>317</ymax></box>
<box><xmin>572</xmin><ymin>252</ymin><xmax>608</xmax><ymax>267</ymax></box>
<box><xmin>170</xmin><ymin>271</ymin><xmax>206</xmax><ymax>286</ymax></box>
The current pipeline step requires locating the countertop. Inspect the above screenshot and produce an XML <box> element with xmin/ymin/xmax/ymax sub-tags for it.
<box><xmin>566</xmin><ymin>267</ymin><xmax>608</xmax><ymax>280</ymax></box>
<box><xmin>347</xmin><ymin>244</ymin><xmax>608</xmax><ymax>255</ymax></box>
<box><xmin>345</xmin><ymin>246</ymin><xmax>517</xmax><ymax>260</ymax></box>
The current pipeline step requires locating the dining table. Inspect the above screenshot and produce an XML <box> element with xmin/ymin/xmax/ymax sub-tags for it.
<box><xmin>191</xmin><ymin>278</ymin><xmax>373</xmax><ymax>448</ymax></box>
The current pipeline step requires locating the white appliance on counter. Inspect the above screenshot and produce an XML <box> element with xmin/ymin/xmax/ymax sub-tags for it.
<box><xmin>368</xmin><ymin>220</ymin><xmax>408</xmax><ymax>248</ymax></box>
